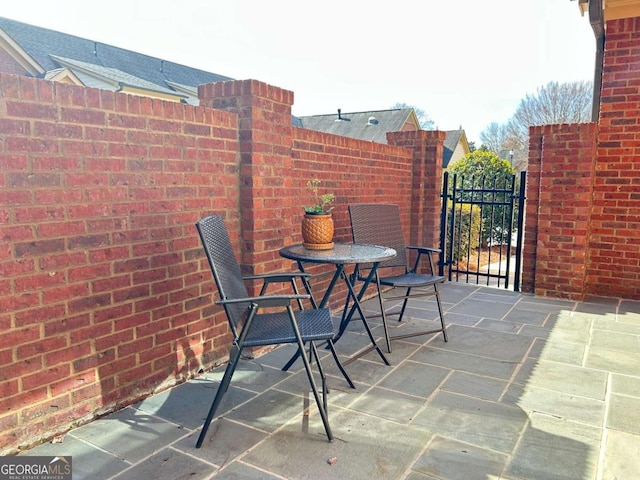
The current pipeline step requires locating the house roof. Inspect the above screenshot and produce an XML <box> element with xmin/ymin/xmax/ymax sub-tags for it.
<box><xmin>296</xmin><ymin>108</ymin><xmax>418</xmax><ymax>144</ymax></box>
<box><xmin>297</xmin><ymin>108</ymin><xmax>468</xmax><ymax>167</ymax></box>
<box><xmin>442</xmin><ymin>128</ymin><xmax>466</xmax><ymax>168</ymax></box>
<box><xmin>0</xmin><ymin>16</ymin><xmax>232</xmax><ymax>103</ymax></box>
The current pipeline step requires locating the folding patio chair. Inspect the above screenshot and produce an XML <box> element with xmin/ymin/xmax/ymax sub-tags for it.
<box><xmin>194</xmin><ymin>214</ymin><xmax>353</xmax><ymax>448</ymax></box>
<box><xmin>348</xmin><ymin>204</ymin><xmax>448</xmax><ymax>353</ymax></box>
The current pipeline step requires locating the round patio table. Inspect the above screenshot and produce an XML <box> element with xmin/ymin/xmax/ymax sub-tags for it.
<box><xmin>279</xmin><ymin>242</ymin><xmax>396</xmax><ymax>367</ymax></box>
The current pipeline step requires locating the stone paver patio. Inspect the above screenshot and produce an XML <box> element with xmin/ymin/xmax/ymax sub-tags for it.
<box><xmin>21</xmin><ymin>282</ymin><xmax>640</xmax><ymax>479</ymax></box>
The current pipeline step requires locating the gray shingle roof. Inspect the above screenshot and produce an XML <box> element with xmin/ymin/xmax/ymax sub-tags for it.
<box><xmin>296</xmin><ymin>109</ymin><xmax>415</xmax><ymax>144</ymax></box>
<box><xmin>50</xmin><ymin>55</ymin><xmax>183</xmax><ymax>96</ymax></box>
<box><xmin>0</xmin><ymin>16</ymin><xmax>232</xmax><ymax>97</ymax></box>
<box><xmin>443</xmin><ymin>129</ymin><xmax>464</xmax><ymax>168</ymax></box>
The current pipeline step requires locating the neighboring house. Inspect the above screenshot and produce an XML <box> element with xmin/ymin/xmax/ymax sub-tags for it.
<box><xmin>442</xmin><ymin>128</ymin><xmax>470</xmax><ymax>168</ymax></box>
<box><xmin>0</xmin><ymin>16</ymin><xmax>232</xmax><ymax>105</ymax></box>
<box><xmin>297</xmin><ymin>109</ymin><xmax>470</xmax><ymax>167</ymax></box>
<box><xmin>295</xmin><ymin>108</ymin><xmax>420</xmax><ymax>144</ymax></box>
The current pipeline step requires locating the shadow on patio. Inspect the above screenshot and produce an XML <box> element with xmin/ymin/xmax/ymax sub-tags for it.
<box><xmin>21</xmin><ymin>282</ymin><xmax>640</xmax><ymax>479</ymax></box>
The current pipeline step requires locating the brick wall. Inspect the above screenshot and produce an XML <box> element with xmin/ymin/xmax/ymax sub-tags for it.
<box><xmin>0</xmin><ymin>74</ymin><xmax>240</xmax><ymax>453</ymax></box>
<box><xmin>586</xmin><ymin>17</ymin><xmax>640</xmax><ymax>298</ymax></box>
<box><xmin>1</xmin><ymin>74</ymin><xmax>444</xmax><ymax>454</ymax></box>
<box><xmin>523</xmin><ymin>16</ymin><xmax>640</xmax><ymax>300</ymax></box>
<box><xmin>523</xmin><ymin>123</ymin><xmax>598</xmax><ymax>300</ymax></box>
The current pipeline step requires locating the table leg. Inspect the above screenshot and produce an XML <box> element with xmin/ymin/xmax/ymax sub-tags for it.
<box><xmin>336</xmin><ymin>265</ymin><xmax>377</xmax><ymax>339</ymax></box>
<box><xmin>337</xmin><ymin>265</ymin><xmax>390</xmax><ymax>366</ymax></box>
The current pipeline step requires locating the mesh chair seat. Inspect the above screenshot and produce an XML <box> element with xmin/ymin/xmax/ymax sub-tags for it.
<box><xmin>243</xmin><ymin>309</ymin><xmax>335</xmax><ymax>347</ymax></box>
<box><xmin>379</xmin><ymin>272</ymin><xmax>444</xmax><ymax>288</ymax></box>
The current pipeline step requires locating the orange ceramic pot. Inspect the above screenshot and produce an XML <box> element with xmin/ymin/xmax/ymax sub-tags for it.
<box><xmin>301</xmin><ymin>213</ymin><xmax>334</xmax><ymax>250</ymax></box>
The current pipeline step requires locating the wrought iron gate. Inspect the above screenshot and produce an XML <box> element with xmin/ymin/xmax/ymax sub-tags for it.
<box><xmin>439</xmin><ymin>171</ymin><xmax>526</xmax><ymax>291</ymax></box>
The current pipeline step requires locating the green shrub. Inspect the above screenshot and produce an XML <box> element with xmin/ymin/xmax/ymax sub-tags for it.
<box><xmin>446</xmin><ymin>202</ymin><xmax>481</xmax><ymax>262</ymax></box>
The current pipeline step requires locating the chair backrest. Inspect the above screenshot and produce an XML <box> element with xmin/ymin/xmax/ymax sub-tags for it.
<box><xmin>349</xmin><ymin>204</ymin><xmax>408</xmax><ymax>269</ymax></box>
<box><xmin>196</xmin><ymin>214</ymin><xmax>249</xmax><ymax>331</ymax></box>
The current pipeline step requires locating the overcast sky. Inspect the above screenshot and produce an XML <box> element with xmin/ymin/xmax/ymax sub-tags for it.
<box><xmin>2</xmin><ymin>1</ymin><xmax>596</xmax><ymax>144</ymax></box>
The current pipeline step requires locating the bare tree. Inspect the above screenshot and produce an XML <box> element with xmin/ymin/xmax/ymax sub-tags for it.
<box><xmin>391</xmin><ymin>102</ymin><xmax>435</xmax><ymax>130</ymax></box>
<box><xmin>480</xmin><ymin>80</ymin><xmax>593</xmax><ymax>170</ymax></box>
<box><xmin>479</xmin><ymin>122</ymin><xmax>510</xmax><ymax>153</ymax></box>
<box><xmin>506</xmin><ymin>81</ymin><xmax>592</xmax><ymax>150</ymax></box>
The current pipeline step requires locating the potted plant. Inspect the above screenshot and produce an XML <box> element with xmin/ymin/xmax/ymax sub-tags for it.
<box><xmin>302</xmin><ymin>179</ymin><xmax>335</xmax><ymax>250</ymax></box>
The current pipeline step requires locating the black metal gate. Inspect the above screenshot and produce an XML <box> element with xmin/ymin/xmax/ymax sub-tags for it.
<box><xmin>439</xmin><ymin>171</ymin><xmax>526</xmax><ymax>291</ymax></box>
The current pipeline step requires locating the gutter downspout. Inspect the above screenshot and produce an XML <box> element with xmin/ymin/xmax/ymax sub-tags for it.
<box><xmin>589</xmin><ymin>0</ymin><xmax>604</xmax><ymax>122</ymax></box>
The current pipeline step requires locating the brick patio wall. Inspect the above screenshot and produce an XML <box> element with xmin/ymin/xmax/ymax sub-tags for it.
<box><xmin>522</xmin><ymin>123</ymin><xmax>598</xmax><ymax>300</ymax></box>
<box><xmin>0</xmin><ymin>74</ymin><xmax>444</xmax><ymax>454</ymax></box>
<box><xmin>522</xmin><ymin>16</ymin><xmax>640</xmax><ymax>301</ymax></box>
<box><xmin>586</xmin><ymin>17</ymin><xmax>640</xmax><ymax>299</ymax></box>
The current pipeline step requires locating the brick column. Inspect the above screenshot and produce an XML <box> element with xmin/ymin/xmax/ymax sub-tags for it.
<box><xmin>524</xmin><ymin>123</ymin><xmax>597</xmax><ymax>300</ymax></box>
<box><xmin>198</xmin><ymin>80</ymin><xmax>294</xmax><ymax>275</ymax></box>
<box><xmin>388</xmin><ymin>129</ymin><xmax>445</xmax><ymax>251</ymax></box>
<box><xmin>521</xmin><ymin>128</ymin><xmax>542</xmax><ymax>294</ymax></box>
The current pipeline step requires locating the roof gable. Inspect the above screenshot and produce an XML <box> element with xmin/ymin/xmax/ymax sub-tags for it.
<box><xmin>442</xmin><ymin>129</ymin><xmax>470</xmax><ymax>168</ymax></box>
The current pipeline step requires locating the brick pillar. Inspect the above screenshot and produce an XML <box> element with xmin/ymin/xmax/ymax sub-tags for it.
<box><xmin>198</xmin><ymin>80</ymin><xmax>294</xmax><ymax>276</ymax></box>
<box><xmin>521</xmin><ymin>128</ymin><xmax>542</xmax><ymax>294</ymax></box>
<box><xmin>524</xmin><ymin>123</ymin><xmax>597</xmax><ymax>300</ymax></box>
<box><xmin>388</xmin><ymin>130</ymin><xmax>445</xmax><ymax>251</ymax></box>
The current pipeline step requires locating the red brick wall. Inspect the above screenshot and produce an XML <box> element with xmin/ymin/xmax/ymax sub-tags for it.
<box><xmin>523</xmin><ymin>124</ymin><xmax>597</xmax><ymax>300</ymax></box>
<box><xmin>1</xmin><ymin>74</ymin><xmax>444</xmax><ymax>453</ymax></box>
<box><xmin>586</xmin><ymin>17</ymin><xmax>640</xmax><ymax>298</ymax></box>
<box><xmin>523</xmin><ymin>17</ymin><xmax>640</xmax><ymax>300</ymax></box>
<box><xmin>292</xmin><ymin>128</ymin><xmax>415</xmax><ymax>243</ymax></box>
<box><xmin>0</xmin><ymin>74</ymin><xmax>241</xmax><ymax>453</ymax></box>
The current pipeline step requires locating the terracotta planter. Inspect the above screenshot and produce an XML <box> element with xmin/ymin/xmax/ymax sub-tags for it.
<box><xmin>301</xmin><ymin>212</ymin><xmax>334</xmax><ymax>250</ymax></box>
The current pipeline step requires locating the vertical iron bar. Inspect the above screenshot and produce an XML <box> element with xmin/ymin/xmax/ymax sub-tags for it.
<box><xmin>450</xmin><ymin>174</ymin><xmax>459</xmax><ymax>282</ymax></box>
<box><xmin>487</xmin><ymin>175</ymin><xmax>496</xmax><ymax>286</ymax></box>
<box><xmin>439</xmin><ymin>172</ymin><xmax>450</xmax><ymax>277</ymax></box>
<box><xmin>504</xmin><ymin>173</ymin><xmax>517</xmax><ymax>289</ymax></box>
<box><xmin>513</xmin><ymin>171</ymin><xmax>527</xmax><ymax>292</ymax></box>
<box><xmin>456</xmin><ymin>189</ymin><xmax>464</xmax><ymax>283</ymax></box>
<box><xmin>475</xmin><ymin>175</ymin><xmax>484</xmax><ymax>285</ymax></box>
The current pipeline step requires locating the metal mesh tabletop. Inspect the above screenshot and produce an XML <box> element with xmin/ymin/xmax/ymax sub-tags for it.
<box><xmin>280</xmin><ymin>242</ymin><xmax>396</xmax><ymax>265</ymax></box>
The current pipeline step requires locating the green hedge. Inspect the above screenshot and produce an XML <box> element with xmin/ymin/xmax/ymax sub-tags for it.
<box><xmin>447</xmin><ymin>202</ymin><xmax>482</xmax><ymax>262</ymax></box>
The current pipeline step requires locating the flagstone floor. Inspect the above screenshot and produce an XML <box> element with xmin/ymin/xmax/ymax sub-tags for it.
<box><xmin>21</xmin><ymin>282</ymin><xmax>640</xmax><ymax>479</ymax></box>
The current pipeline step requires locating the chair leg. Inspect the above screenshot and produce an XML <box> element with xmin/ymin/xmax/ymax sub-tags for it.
<box><xmin>308</xmin><ymin>341</ymin><xmax>328</xmax><ymax>395</ymax></box>
<box><xmin>376</xmin><ymin>276</ymin><xmax>392</xmax><ymax>353</ymax></box>
<box><xmin>396</xmin><ymin>288</ymin><xmax>412</xmax><ymax>323</ymax></box>
<box><xmin>298</xmin><ymin>338</ymin><xmax>333</xmax><ymax>441</ymax></box>
<box><xmin>434</xmin><ymin>284</ymin><xmax>448</xmax><ymax>342</ymax></box>
<box><xmin>196</xmin><ymin>346</ymin><xmax>243</xmax><ymax>448</ymax></box>
<box><xmin>309</xmin><ymin>341</ymin><xmax>329</xmax><ymax>413</ymax></box>
<box><xmin>288</xmin><ymin>307</ymin><xmax>333</xmax><ymax>441</ymax></box>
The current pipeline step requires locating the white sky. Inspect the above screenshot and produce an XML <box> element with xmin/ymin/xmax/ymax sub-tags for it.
<box><xmin>2</xmin><ymin>0</ymin><xmax>596</xmax><ymax>144</ymax></box>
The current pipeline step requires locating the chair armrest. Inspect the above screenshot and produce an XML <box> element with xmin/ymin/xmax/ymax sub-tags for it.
<box><xmin>405</xmin><ymin>246</ymin><xmax>440</xmax><ymax>274</ymax></box>
<box><xmin>406</xmin><ymin>245</ymin><xmax>441</xmax><ymax>254</ymax></box>
<box><xmin>216</xmin><ymin>294</ymin><xmax>310</xmax><ymax>308</ymax></box>
<box><xmin>243</xmin><ymin>272</ymin><xmax>311</xmax><ymax>282</ymax></box>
